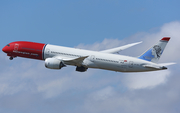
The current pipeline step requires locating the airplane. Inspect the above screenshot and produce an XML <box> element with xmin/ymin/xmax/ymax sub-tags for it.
<box><xmin>2</xmin><ymin>37</ymin><xmax>175</xmax><ymax>72</ymax></box>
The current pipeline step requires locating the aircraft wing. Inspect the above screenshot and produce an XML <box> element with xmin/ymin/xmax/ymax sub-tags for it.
<box><xmin>100</xmin><ymin>41</ymin><xmax>142</xmax><ymax>54</ymax></box>
<box><xmin>54</xmin><ymin>56</ymin><xmax>89</xmax><ymax>66</ymax></box>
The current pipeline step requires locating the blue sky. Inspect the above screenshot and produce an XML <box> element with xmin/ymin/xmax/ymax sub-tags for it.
<box><xmin>1</xmin><ymin>1</ymin><xmax>180</xmax><ymax>113</ymax></box>
<box><xmin>1</xmin><ymin>0</ymin><xmax>180</xmax><ymax>46</ymax></box>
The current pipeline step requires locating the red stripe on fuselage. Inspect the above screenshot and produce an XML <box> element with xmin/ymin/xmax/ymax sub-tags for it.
<box><xmin>8</xmin><ymin>41</ymin><xmax>46</xmax><ymax>60</ymax></box>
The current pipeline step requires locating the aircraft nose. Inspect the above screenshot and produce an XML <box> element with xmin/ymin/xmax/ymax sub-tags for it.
<box><xmin>2</xmin><ymin>46</ymin><xmax>8</xmax><ymax>53</ymax></box>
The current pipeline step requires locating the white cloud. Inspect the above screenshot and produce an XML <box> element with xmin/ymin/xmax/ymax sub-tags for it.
<box><xmin>0</xmin><ymin>21</ymin><xmax>180</xmax><ymax>113</ymax></box>
<box><xmin>123</xmin><ymin>70</ymin><xmax>171</xmax><ymax>89</ymax></box>
<box><xmin>77</xmin><ymin>21</ymin><xmax>180</xmax><ymax>90</ymax></box>
<box><xmin>37</xmin><ymin>77</ymin><xmax>72</xmax><ymax>98</ymax></box>
<box><xmin>120</xmin><ymin>21</ymin><xmax>180</xmax><ymax>89</ymax></box>
<box><xmin>76</xmin><ymin>38</ymin><xmax>125</xmax><ymax>51</ymax></box>
<box><xmin>87</xmin><ymin>86</ymin><xmax>115</xmax><ymax>101</ymax></box>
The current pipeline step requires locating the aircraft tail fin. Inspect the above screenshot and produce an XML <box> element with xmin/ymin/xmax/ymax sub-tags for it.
<box><xmin>138</xmin><ymin>37</ymin><xmax>170</xmax><ymax>63</ymax></box>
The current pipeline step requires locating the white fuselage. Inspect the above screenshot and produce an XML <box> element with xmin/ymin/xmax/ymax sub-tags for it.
<box><xmin>44</xmin><ymin>44</ymin><xmax>162</xmax><ymax>72</ymax></box>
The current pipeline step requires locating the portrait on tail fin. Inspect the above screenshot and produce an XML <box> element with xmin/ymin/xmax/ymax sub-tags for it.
<box><xmin>151</xmin><ymin>45</ymin><xmax>162</xmax><ymax>62</ymax></box>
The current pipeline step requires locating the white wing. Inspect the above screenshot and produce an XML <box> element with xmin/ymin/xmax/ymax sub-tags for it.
<box><xmin>54</xmin><ymin>56</ymin><xmax>88</xmax><ymax>66</ymax></box>
<box><xmin>100</xmin><ymin>41</ymin><xmax>142</xmax><ymax>54</ymax></box>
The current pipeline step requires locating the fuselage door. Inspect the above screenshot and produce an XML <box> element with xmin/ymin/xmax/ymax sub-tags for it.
<box><xmin>90</xmin><ymin>55</ymin><xmax>95</xmax><ymax>62</ymax></box>
<box><xmin>45</xmin><ymin>48</ymin><xmax>50</xmax><ymax>58</ymax></box>
<box><xmin>129</xmin><ymin>61</ymin><xmax>133</xmax><ymax>68</ymax></box>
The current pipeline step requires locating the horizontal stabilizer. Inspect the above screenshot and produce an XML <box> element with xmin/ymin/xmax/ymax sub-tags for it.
<box><xmin>142</xmin><ymin>62</ymin><xmax>176</xmax><ymax>70</ymax></box>
<box><xmin>143</xmin><ymin>64</ymin><xmax>167</xmax><ymax>70</ymax></box>
<box><xmin>158</xmin><ymin>62</ymin><xmax>176</xmax><ymax>66</ymax></box>
<box><xmin>100</xmin><ymin>41</ymin><xmax>142</xmax><ymax>54</ymax></box>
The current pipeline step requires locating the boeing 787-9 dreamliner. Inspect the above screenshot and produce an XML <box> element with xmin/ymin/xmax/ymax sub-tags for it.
<box><xmin>2</xmin><ymin>37</ymin><xmax>175</xmax><ymax>72</ymax></box>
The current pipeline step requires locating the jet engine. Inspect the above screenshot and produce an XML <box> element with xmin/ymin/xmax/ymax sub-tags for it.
<box><xmin>45</xmin><ymin>58</ymin><xmax>65</xmax><ymax>69</ymax></box>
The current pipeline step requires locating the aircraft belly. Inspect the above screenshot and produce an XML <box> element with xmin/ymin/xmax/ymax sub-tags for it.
<box><xmin>92</xmin><ymin>60</ymin><xmax>125</xmax><ymax>72</ymax></box>
<box><xmin>92</xmin><ymin>60</ymin><xmax>156</xmax><ymax>72</ymax></box>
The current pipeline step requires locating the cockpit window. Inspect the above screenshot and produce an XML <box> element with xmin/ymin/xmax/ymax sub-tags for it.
<box><xmin>6</xmin><ymin>44</ymin><xmax>10</xmax><ymax>47</ymax></box>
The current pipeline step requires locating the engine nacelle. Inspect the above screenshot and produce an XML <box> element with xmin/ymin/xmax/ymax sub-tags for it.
<box><xmin>45</xmin><ymin>58</ymin><xmax>65</xmax><ymax>69</ymax></box>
